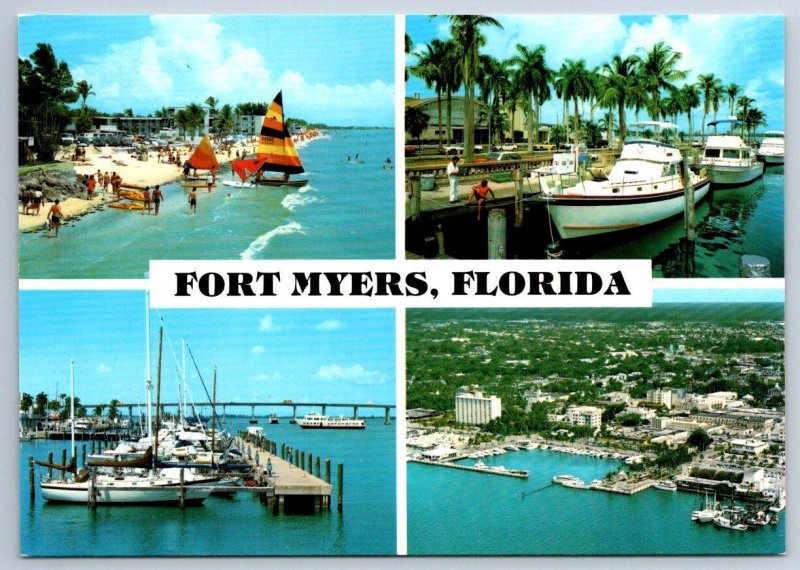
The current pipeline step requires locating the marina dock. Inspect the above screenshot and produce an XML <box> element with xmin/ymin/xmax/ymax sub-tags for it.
<box><xmin>409</xmin><ymin>458</ymin><xmax>528</xmax><ymax>479</ymax></box>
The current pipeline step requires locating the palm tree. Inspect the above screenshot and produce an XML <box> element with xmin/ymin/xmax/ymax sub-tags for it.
<box><xmin>726</xmin><ymin>83</ymin><xmax>741</xmax><ymax>118</ymax></box>
<box><xmin>555</xmin><ymin>59</ymin><xmax>594</xmax><ymax>141</ymax></box>
<box><xmin>182</xmin><ymin>103</ymin><xmax>207</xmax><ymax>139</ymax></box>
<box><xmin>93</xmin><ymin>405</ymin><xmax>105</xmax><ymax>418</ymax></box>
<box><xmin>477</xmin><ymin>54</ymin><xmax>511</xmax><ymax>149</ymax></box>
<box><xmin>412</xmin><ymin>39</ymin><xmax>448</xmax><ymax>150</ymax></box>
<box><xmin>214</xmin><ymin>104</ymin><xmax>235</xmax><ymax>140</ymax></box>
<box><xmin>599</xmin><ymin>54</ymin><xmax>642</xmax><ymax>150</ymax></box>
<box><xmin>20</xmin><ymin>393</ymin><xmax>33</xmax><ymax>413</ymax></box>
<box><xmin>204</xmin><ymin>96</ymin><xmax>219</xmax><ymax>110</ymax></box>
<box><xmin>598</xmin><ymin>110</ymin><xmax>616</xmax><ymax>147</ymax></box>
<box><xmin>74</xmin><ymin>79</ymin><xmax>94</xmax><ymax>110</ymax></box>
<box><xmin>108</xmin><ymin>399</ymin><xmax>121</xmax><ymax>422</ymax></box>
<box><xmin>440</xmin><ymin>40</ymin><xmax>462</xmax><ymax>147</ymax></box>
<box><xmin>447</xmin><ymin>16</ymin><xmax>503</xmax><ymax>162</ymax></box>
<box><xmin>34</xmin><ymin>392</ymin><xmax>48</xmax><ymax>417</ymax></box>
<box><xmin>739</xmin><ymin>106</ymin><xmax>766</xmax><ymax>143</ymax></box>
<box><xmin>697</xmin><ymin>73</ymin><xmax>722</xmax><ymax>142</ymax></box>
<box><xmin>405</xmin><ymin>105</ymin><xmax>430</xmax><ymax>145</ymax></box>
<box><xmin>661</xmin><ymin>90</ymin><xmax>682</xmax><ymax>125</ymax></box>
<box><xmin>510</xmin><ymin>44</ymin><xmax>552</xmax><ymax>151</ymax></box>
<box><xmin>679</xmin><ymin>83</ymin><xmax>701</xmax><ymax>144</ymax></box>
<box><xmin>638</xmin><ymin>41</ymin><xmax>687</xmax><ymax>121</ymax></box>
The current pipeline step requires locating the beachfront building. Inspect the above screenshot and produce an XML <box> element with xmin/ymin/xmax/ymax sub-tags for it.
<box><xmin>565</xmin><ymin>406</ymin><xmax>603</xmax><ymax>429</ymax></box>
<box><xmin>237</xmin><ymin>114</ymin><xmax>266</xmax><ymax>136</ymax></box>
<box><xmin>455</xmin><ymin>386</ymin><xmax>501</xmax><ymax>425</ymax></box>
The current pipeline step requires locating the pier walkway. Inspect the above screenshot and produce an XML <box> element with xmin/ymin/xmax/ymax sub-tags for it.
<box><xmin>409</xmin><ymin>458</ymin><xmax>528</xmax><ymax>479</ymax></box>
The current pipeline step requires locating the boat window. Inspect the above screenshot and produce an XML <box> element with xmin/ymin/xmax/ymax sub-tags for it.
<box><xmin>637</xmin><ymin>187</ymin><xmax>642</xmax><ymax>192</ymax></box>
<box><xmin>705</xmin><ymin>149</ymin><xmax>721</xmax><ymax>158</ymax></box>
<box><xmin>723</xmin><ymin>149</ymin><xmax>739</xmax><ymax>159</ymax></box>
<box><xmin>624</xmin><ymin>170</ymin><xmax>638</xmax><ymax>175</ymax></box>
<box><xmin>612</xmin><ymin>188</ymin><xmax>620</xmax><ymax>194</ymax></box>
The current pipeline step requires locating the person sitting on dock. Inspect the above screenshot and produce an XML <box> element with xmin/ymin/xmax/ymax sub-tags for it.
<box><xmin>466</xmin><ymin>179</ymin><xmax>496</xmax><ymax>221</ymax></box>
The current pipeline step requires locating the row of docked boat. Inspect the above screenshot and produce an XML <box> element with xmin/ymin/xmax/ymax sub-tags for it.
<box><xmin>537</xmin><ymin>120</ymin><xmax>781</xmax><ymax>241</ymax></box>
<box><xmin>691</xmin><ymin>494</ymin><xmax>779</xmax><ymax>532</ymax></box>
<box><xmin>473</xmin><ymin>461</ymin><xmax>528</xmax><ymax>477</ymax></box>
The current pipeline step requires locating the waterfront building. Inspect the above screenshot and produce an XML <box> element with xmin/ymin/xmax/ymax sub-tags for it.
<box><xmin>689</xmin><ymin>409</ymin><xmax>778</xmax><ymax>433</ymax></box>
<box><xmin>565</xmin><ymin>406</ymin><xmax>603</xmax><ymax>429</ymax></box>
<box><xmin>237</xmin><ymin>114</ymin><xmax>266</xmax><ymax>135</ymax></box>
<box><xmin>455</xmin><ymin>386</ymin><xmax>501</xmax><ymax>425</ymax></box>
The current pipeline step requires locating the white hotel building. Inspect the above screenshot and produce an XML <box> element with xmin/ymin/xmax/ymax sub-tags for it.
<box><xmin>455</xmin><ymin>386</ymin><xmax>502</xmax><ymax>425</ymax></box>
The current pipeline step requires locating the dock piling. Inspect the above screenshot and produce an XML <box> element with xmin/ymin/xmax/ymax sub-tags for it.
<box><xmin>308</xmin><ymin>453</ymin><xmax>313</xmax><ymax>474</ymax></box>
<box><xmin>435</xmin><ymin>224</ymin><xmax>445</xmax><ymax>257</ymax></box>
<box><xmin>683</xmin><ymin>156</ymin><xmax>696</xmax><ymax>242</ymax></box>
<box><xmin>88</xmin><ymin>467</ymin><xmax>97</xmax><ymax>509</ymax></box>
<box><xmin>487</xmin><ymin>208</ymin><xmax>507</xmax><ymax>259</ymax></box>
<box><xmin>47</xmin><ymin>451</ymin><xmax>53</xmax><ymax>480</ymax></box>
<box><xmin>179</xmin><ymin>467</ymin><xmax>185</xmax><ymax>509</ymax></box>
<box><xmin>81</xmin><ymin>444</ymin><xmax>86</xmax><ymax>467</ymax></box>
<box><xmin>409</xmin><ymin>175</ymin><xmax>421</xmax><ymax>222</ymax></box>
<box><xmin>28</xmin><ymin>456</ymin><xmax>35</xmax><ymax>500</ymax></box>
<box><xmin>60</xmin><ymin>449</ymin><xmax>67</xmax><ymax>480</ymax></box>
<box><xmin>337</xmin><ymin>463</ymin><xmax>344</xmax><ymax>513</ymax></box>
<box><xmin>325</xmin><ymin>459</ymin><xmax>331</xmax><ymax>484</ymax></box>
<box><xmin>315</xmin><ymin>457</ymin><xmax>321</xmax><ymax>478</ymax></box>
<box><xmin>514</xmin><ymin>167</ymin><xmax>524</xmax><ymax>228</ymax></box>
<box><xmin>384</xmin><ymin>406</ymin><xmax>391</xmax><ymax>425</ymax></box>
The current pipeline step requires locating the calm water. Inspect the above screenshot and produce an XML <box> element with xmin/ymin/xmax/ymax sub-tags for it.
<box><xmin>20</xmin><ymin>417</ymin><xmax>396</xmax><ymax>556</ymax></box>
<box><xmin>408</xmin><ymin>449</ymin><xmax>785</xmax><ymax>555</ymax></box>
<box><xmin>575</xmin><ymin>166</ymin><xmax>784</xmax><ymax>277</ymax></box>
<box><xmin>19</xmin><ymin>129</ymin><xmax>395</xmax><ymax>279</ymax></box>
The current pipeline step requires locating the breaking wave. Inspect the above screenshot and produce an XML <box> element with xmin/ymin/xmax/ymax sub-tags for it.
<box><xmin>239</xmin><ymin>221</ymin><xmax>304</xmax><ymax>260</ymax></box>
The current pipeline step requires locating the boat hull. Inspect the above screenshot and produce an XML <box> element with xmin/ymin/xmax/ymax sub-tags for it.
<box><xmin>40</xmin><ymin>481</ymin><xmax>211</xmax><ymax>505</ymax></box>
<box><xmin>758</xmin><ymin>153</ymin><xmax>784</xmax><ymax>165</ymax></box>
<box><xmin>298</xmin><ymin>424</ymin><xmax>365</xmax><ymax>430</ymax></box>
<box><xmin>705</xmin><ymin>162</ymin><xmax>764</xmax><ymax>186</ymax></box>
<box><xmin>255</xmin><ymin>178</ymin><xmax>309</xmax><ymax>188</ymax></box>
<box><xmin>545</xmin><ymin>180</ymin><xmax>710</xmax><ymax>240</ymax></box>
<box><xmin>222</xmin><ymin>180</ymin><xmax>255</xmax><ymax>188</ymax></box>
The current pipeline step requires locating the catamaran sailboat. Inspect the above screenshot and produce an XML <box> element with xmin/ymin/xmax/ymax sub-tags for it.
<box><xmin>227</xmin><ymin>91</ymin><xmax>309</xmax><ymax>188</ymax></box>
<box><xmin>182</xmin><ymin>135</ymin><xmax>220</xmax><ymax>188</ymax></box>
<box><xmin>537</xmin><ymin>122</ymin><xmax>710</xmax><ymax>239</ymax></box>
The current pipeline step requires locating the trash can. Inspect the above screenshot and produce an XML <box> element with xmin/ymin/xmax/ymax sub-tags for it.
<box><xmin>420</xmin><ymin>174</ymin><xmax>436</xmax><ymax>191</ymax></box>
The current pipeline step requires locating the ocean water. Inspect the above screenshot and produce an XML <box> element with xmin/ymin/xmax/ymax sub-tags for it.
<box><xmin>574</xmin><ymin>166</ymin><xmax>785</xmax><ymax>277</ymax></box>
<box><xmin>407</xmin><ymin>448</ymin><xmax>785</xmax><ymax>555</ymax></box>
<box><xmin>19</xmin><ymin>129</ymin><xmax>395</xmax><ymax>279</ymax></box>
<box><xmin>20</xmin><ymin>417</ymin><xmax>396</xmax><ymax>556</ymax></box>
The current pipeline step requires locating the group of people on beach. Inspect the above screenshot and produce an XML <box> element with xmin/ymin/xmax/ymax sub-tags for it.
<box><xmin>19</xmin><ymin>188</ymin><xmax>44</xmax><ymax>216</ymax></box>
<box><xmin>82</xmin><ymin>170</ymin><xmax>123</xmax><ymax>198</ymax></box>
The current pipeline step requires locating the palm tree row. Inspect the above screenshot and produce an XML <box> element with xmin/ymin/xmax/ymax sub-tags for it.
<box><xmin>409</xmin><ymin>25</ymin><xmax>769</xmax><ymax>155</ymax></box>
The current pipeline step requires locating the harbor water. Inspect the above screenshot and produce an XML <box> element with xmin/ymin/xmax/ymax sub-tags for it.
<box><xmin>20</xmin><ymin>417</ymin><xmax>396</xmax><ymax>556</ymax></box>
<box><xmin>407</xmin><ymin>448</ymin><xmax>784</xmax><ymax>555</ymax></box>
<box><xmin>19</xmin><ymin>129</ymin><xmax>395</xmax><ymax>279</ymax></box>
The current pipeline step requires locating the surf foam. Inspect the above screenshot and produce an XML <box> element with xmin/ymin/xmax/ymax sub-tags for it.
<box><xmin>239</xmin><ymin>221</ymin><xmax>304</xmax><ymax>260</ymax></box>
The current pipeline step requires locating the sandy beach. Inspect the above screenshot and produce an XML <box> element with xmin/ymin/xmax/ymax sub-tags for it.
<box><xmin>18</xmin><ymin>140</ymin><xmax>250</xmax><ymax>233</ymax></box>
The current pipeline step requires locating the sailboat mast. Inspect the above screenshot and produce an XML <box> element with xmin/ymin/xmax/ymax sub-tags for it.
<box><xmin>145</xmin><ymin>291</ymin><xmax>152</xmax><ymax>445</ymax></box>
<box><xmin>182</xmin><ymin>338</ymin><xmax>187</xmax><ymax>425</ymax></box>
<box><xmin>154</xmin><ymin>326</ymin><xmax>163</xmax><ymax>467</ymax></box>
<box><xmin>69</xmin><ymin>357</ymin><xmax>75</xmax><ymax>460</ymax></box>
<box><xmin>211</xmin><ymin>366</ymin><xmax>217</xmax><ymax>469</ymax></box>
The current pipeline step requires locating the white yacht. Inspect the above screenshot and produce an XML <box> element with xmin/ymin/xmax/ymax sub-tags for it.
<box><xmin>757</xmin><ymin>131</ymin><xmax>784</xmax><ymax>165</ymax></box>
<box><xmin>537</xmin><ymin>122</ymin><xmax>710</xmax><ymax>239</ymax></box>
<box><xmin>296</xmin><ymin>412</ymin><xmax>365</xmax><ymax>430</ymax></box>
<box><xmin>652</xmin><ymin>479</ymin><xmax>677</xmax><ymax>491</ymax></box>
<box><xmin>552</xmin><ymin>474</ymin><xmax>587</xmax><ymax>488</ymax></box>
<box><xmin>700</xmin><ymin>121</ymin><xmax>764</xmax><ymax>185</ymax></box>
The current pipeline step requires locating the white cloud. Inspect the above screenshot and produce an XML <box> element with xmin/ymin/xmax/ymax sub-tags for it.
<box><xmin>97</xmin><ymin>363</ymin><xmax>111</xmax><ymax>373</ymax></box>
<box><xmin>251</xmin><ymin>345</ymin><xmax>265</xmax><ymax>354</ymax></box>
<box><xmin>252</xmin><ymin>372</ymin><xmax>282</xmax><ymax>382</ymax></box>
<box><xmin>258</xmin><ymin>315</ymin><xmax>279</xmax><ymax>332</ymax></box>
<box><xmin>314</xmin><ymin>319</ymin><xmax>342</xmax><ymax>331</ymax></box>
<box><xmin>314</xmin><ymin>364</ymin><xmax>386</xmax><ymax>385</ymax></box>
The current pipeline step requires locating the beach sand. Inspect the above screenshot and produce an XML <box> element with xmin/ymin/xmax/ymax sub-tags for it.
<box><xmin>18</xmin><ymin>141</ymin><xmax>247</xmax><ymax>232</ymax></box>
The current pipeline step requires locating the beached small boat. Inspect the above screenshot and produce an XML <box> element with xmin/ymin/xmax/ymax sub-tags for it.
<box><xmin>230</xmin><ymin>91</ymin><xmax>310</xmax><ymax>188</ymax></box>
<box><xmin>108</xmin><ymin>202</ymin><xmax>145</xmax><ymax>210</ymax></box>
<box><xmin>181</xmin><ymin>181</ymin><xmax>217</xmax><ymax>189</ymax></box>
<box><xmin>183</xmin><ymin>135</ymin><xmax>220</xmax><ymax>184</ymax></box>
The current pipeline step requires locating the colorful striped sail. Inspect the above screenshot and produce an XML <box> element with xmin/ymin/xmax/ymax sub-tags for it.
<box><xmin>186</xmin><ymin>135</ymin><xmax>220</xmax><ymax>172</ymax></box>
<box><xmin>256</xmin><ymin>91</ymin><xmax>305</xmax><ymax>174</ymax></box>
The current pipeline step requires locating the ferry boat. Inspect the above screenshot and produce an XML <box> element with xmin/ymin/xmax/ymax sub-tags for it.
<box><xmin>537</xmin><ymin>122</ymin><xmax>710</xmax><ymax>239</ymax></box>
<box><xmin>296</xmin><ymin>412</ymin><xmax>365</xmax><ymax>430</ymax></box>
<box><xmin>757</xmin><ymin>131</ymin><xmax>784</xmax><ymax>165</ymax></box>
<box><xmin>652</xmin><ymin>480</ymin><xmax>677</xmax><ymax>491</ymax></box>
<box><xmin>699</xmin><ymin>121</ymin><xmax>764</xmax><ymax>186</ymax></box>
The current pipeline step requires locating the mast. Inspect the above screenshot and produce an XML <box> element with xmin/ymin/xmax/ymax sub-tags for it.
<box><xmin>211</xmin><ymin>366</ymin><xmax>217</xmax><ymax>469</ymax></box>
<box><xmin>182</xmin><ymin>338</ymin><xmax>187</xmax><ymax>426</ymax></box>
<box><xmin>69</xmin><ymin>357</ymin><xmax>75</xmax><ymax>460</ymax></box>
<box><xmin>153</xmin><ymin>326</ymin><xmax>163</xmax><ymax>468</ymax></box>
<box><xmin>145</xmin><ymin>291</ymin><xmax>152</xmax><ymax>446</ymax></box>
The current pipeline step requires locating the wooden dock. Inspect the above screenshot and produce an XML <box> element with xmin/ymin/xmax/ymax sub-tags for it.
<box><xmin>238</xmin><ymin>435</ymin><xmax>335</xmax><ymax>512</ymax></box>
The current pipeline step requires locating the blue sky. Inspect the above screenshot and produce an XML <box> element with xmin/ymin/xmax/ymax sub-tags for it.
<box><xmin>653</xmin><ymin>287</ymin><xmax>784</xmax><ymax>304</ymax></box>
<box><xmin>406</xmin><ymin>15</ymin><xmax>784</xmax><ymax>131</ymax></box>
<box><xmin>19</xmin><ymin>15</ymin><xmax>395</xmax><ymax>127</ymax></box>
<box><xmin>20</xmin><ymin>291</ymin><xmax>395</xmax><ymax>408</ymax></box>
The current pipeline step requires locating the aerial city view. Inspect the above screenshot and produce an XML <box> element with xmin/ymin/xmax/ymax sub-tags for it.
<box><xmin>406</xmin><ymin>294</ymin><xmax>785</xmax><ymax>555</ymax></box>
<box><xmin>19</xmin><ymin>291</ymin><xmax>397</xmax><ymax>556</ymax></box>
<box><xmin>18</xmin><ymin>15</ymin><xmax>395</xmax><ymax>278</ymax></box>
<box><xmin>404</xmin><ymin>15</ymin><xmax>784</xmax><ymax>277</ymax></box>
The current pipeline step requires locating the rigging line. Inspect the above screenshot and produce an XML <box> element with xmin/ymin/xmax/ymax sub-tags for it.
<box><xmin>185</xmin><ymin>345</ymin><xmax>233</xmax><ymax>446</ymax></box>
<box><xmin>155</xmin><ymin>311</ymin><xmax>186</xmax><ymax>418</ymax></box>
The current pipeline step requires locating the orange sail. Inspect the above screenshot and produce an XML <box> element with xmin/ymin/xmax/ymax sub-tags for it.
<box><xmin>256</xmin><ymin>91</ymin><xmax>305</xmax><ymax>175</ymax></box>
<box><xmin>230</xmin><ymin>157</ymin><xmax>268</xmax><ymax>182</ymax></box>
<box><xmin>186</xmin><ymin>135</ymin><xmax>220</xmax><ymax>172</ymax></box>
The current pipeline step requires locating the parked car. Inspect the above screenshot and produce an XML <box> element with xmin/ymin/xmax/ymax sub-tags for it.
<box><xmin>60</xmin><ymin>134</ymin><xmax>75</xmax><ymax>145</ymax></box>
<box><xmin>405</xmin><ymin>145</ymin><xmax>418</xmax><ymax>157</ymax></box>
<box><xmin>492</xmin><ymin>142</ymin><xmax>518</xmax><ymax>151</ymax></box>
<box><xmin>473</xmin><ymin>151</ymin><xmax>522</xmax><ymax>163</ymax></box>
<box><xmin>443</xmin><ymin>144</ymin><xmax>484</xmax><ymax>155</ymax></box>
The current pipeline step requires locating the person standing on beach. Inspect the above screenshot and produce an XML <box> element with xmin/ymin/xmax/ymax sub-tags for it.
<box><xmin>33</xmin><ymin>188</ymin><xmax>42</xmax><ymax>215</ymax></box>
<box><xmin>206</xmin><ymin>172</ymin><xmax>213</xmax><ymax>193</ymax></box>
<box><xmin>152</xmin><ymin>185</ymin><xmax>163</xmax><ymax>216</ymax></box>
<box><xmin>87</xmin><ymin>175</ymin><xmax>96</xmax><ymax>200</ymax></box>
<box><xmin>466</xmin><ymin>180</ymin><xmax>496</xmax><ymax>221</ymax></box>
<box><xmin>47</xmin><ymin>199</ymin><xmax>63</xmax><ymax>238</ymax></box>
<box><xmin>142</xmin><ymin>187</ymin><xmax>152</xmax><ymax>214</ymax></box>
<box><xmin>188</xmin><ymin>188</ymin><xmax>197</xmax><ymax>214</ymax></box>
<box><xmin>447</xmin><ymin>156</ymin><xmax>461</xmax><ymax>203</ymax></box>
<box><xmin>103</xmin><ymin>171</ymin><xmax>110</xmax><ymax>192</ymax></box>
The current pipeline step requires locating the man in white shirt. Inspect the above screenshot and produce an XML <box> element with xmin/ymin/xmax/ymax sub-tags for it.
<box><xmin>446</xmin><ymin>156</ymin><xmax>460</xmax><ymax>203</ymax></box>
